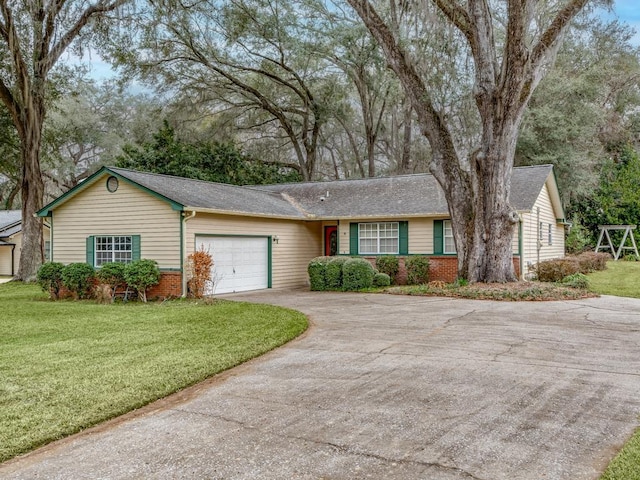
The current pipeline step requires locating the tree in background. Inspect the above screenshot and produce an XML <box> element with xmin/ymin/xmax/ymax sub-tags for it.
<box><xmin>517</xmin><ymin>19</ymin><xmax>640</xmax><ymax>207</ymax></box>
<box><xmin>0</xmin><ymin>0</ymin><xmax>129</xmax><ymax>280</ymax></box>
<box><xmin>116</xmin><ymin>122</ymin><xmax>301</xmax><ymax>185</ymax></box>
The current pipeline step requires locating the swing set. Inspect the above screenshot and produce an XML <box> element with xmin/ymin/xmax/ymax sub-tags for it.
<box><xmin>595</xmin><ymin>225</ymin><xmax>640</xmax><ymax>261</ymax></box>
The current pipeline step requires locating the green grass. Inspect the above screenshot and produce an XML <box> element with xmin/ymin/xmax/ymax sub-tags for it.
<box><xmin>601</xmin><ymin>427</ymin><xmax>640</xmax><ymax>480</ymax></box>
<box><xmin>587</xmin><ymin>261</ymin><xmax>640</xmax><ymax>479</ymax></box>
<box><xmin>0</xmin><ymin>282</ymin><xmax>307</xmax><ymax>463</ymax></box>
<box><xmin>588</xmin><ymin>260</ymin><xmax>640</xmax><ymax>298</ymax></box>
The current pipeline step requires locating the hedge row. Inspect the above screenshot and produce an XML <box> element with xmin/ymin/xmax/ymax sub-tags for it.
<box><xmin>308</xmin><ymin>256</ymin><xmax>429</xmax><ymax>291</ymax></box>
<box><xmin>536</xmin><ymin>251</ymin><xmax>609</xmax><ymax>283</ymax></box>
<box><xmin>36</xmin><ymin>260</ymin><xmax>161</xmax><ymax>302</ymax></box>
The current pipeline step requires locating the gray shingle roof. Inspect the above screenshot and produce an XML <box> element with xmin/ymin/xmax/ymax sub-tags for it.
<box><xmin>257</xmin><ymin>164</ymin><xmax>554</xmax><ymax>218</ymax></box>
<box><xmin>0</xmin><ymin>210</ymin><xmax>21</xmax><ymax>236</ymax></box>
<box><xmin>109</xmin><ymin>168</ymin><xmax>308</xmax><ymax>218</ymax></box>
<box><xmin>50</xmin><ymin>165</ymin><xmax>555</xmax><ymax>219</ymax></box>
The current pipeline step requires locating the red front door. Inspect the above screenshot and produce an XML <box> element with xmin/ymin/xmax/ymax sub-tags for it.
<box><xmin>324</xmin><ymin>226</ymin><xmax>338</xmax><ymax>256</ymax></box>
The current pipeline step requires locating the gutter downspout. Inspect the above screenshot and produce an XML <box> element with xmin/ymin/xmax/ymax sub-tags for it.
<box><xmin>182</xmin><ymin>211</ymin><xmax>197</xmax><ymax>297</ymax></box>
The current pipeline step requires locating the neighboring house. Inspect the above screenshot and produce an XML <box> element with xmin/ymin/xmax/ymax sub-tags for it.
<box><xmin>36</xmin><ymin>164</ymin><xmax>566</xmax><ymax>296</ymax></box>
<box><xmin>0</xmin><ymin>210</ymin><xmax>51</xmax><ymax>277</ymax></box>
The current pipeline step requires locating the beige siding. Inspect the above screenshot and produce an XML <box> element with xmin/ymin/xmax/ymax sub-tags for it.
<box><xmin>521</xmin><ymin>183</ymin><xmax>565</xmax><ymax>277</ymax></box>
<box><xmin>408</xmin><ymin>219</ymin><xmax>433</xmax><ymax>254</ymax></box>
<box><xmin>0</xmin><ymin>227</ymin><xmax>49</xmax><ymax>276</ymax></box>
<box><xmin>0</xmin><ymin>244</ymin><xmax>12</xmax><ymax>275</ymax></box>
<box><xmin>52</xmin><ymin>178</ymin><xmax>181</xmax><ymax>269</ymax></box>
<box><xmin>187</xmin><ymin>213</ymin><xmax>322</xmax><ymax>289</ymax></box>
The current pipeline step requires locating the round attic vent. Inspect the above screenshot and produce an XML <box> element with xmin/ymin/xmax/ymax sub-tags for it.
<box><xmin>106</xmin><ymin>176</ymin><xmax>119</xmax><ymax>193</ymax></box>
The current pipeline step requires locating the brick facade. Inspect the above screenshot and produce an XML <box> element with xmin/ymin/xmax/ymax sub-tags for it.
<box><xmin>364</xmin><ymin>256</ymin><xmax>521</xmax><ymax>284</ymax></box>
<box><xmin>147</xmin><ymin>271</ymin><xmax>183</xmax><ymax>299</ymax></box>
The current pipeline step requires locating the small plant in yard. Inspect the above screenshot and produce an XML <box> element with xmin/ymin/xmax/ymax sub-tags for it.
<box><xmin>342</xmin><ymin>258</ymin><xmax>375</xmax><ymax>290</ymax></box>
<box><xmin>187</xmin><ymin>246</ymin><xmax>214</xmax><ymax>298</ymax></box>
<box><xmin>36</xmin><ymin>262</ymin><xmax>64</xmax><ymax>299</ymax></box>
<box><xmin>405</xmin><ymin>255</ymin><xmax>430</xmax><ymax>284</ymax></box>
<box><xmin>61</xmin><ymin>263</ymin><xmax>96</xmax><ymax>299</ymax></box>
<box><xmin>561</xmin><ymin>273</ymin><xmax>589</xmax><ymax>290</ymax></box>
<box><xmin>124</xmin><ymin>259</ymin><xmax>160</xmax><ymax>302</ymax></box>
<box><xmin>96</xmin><ymin>262</ymin><xmax>127</xmax><ymax>302</ymax></box>
<box><xmin>375</xmin><ymin>256</ymin><xmax>400</xmax><ymax>284</ymax></box>
<box><xmin>373</xmin><ymin>272</ymin><xmax>391</xmax><ymax>287</ymax></box>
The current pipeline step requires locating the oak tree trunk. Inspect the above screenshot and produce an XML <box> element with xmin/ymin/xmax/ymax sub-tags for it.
<box><xmin>16</xmin><ymin>110</ymin><xmax>45</xmax><ymax>281</ymax></box>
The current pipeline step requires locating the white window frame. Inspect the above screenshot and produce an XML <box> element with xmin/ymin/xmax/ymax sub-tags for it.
<box><xmin>94</xmin><ymin>235</ymin><xmax>133</xmax><ymax>267</ymax></box>
<box><xmin>443</xmin><ymin>220</ymin><xmax>456</xmax><ymax>254</ymax></box>
<box><xmin>358</xmin><ymin>222</ymin><xmax>399</xmax><ymax>254</ymax></box>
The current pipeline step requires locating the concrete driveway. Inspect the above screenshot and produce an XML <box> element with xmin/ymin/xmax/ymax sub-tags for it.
<box><xmin>2</xmin><ymin>291</ymin><xmax>640</xmax><ymax>480</ymax></box>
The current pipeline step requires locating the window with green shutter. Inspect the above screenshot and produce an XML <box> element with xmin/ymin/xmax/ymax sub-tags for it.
<box><xmin>86</xmin><ymin>235</ymin><xmax>141</xmax><ymax>267</ymax></box>
<box><xmin>349</xmin><ymin>222</ymin><xmax>407</xmax><ymax>255</ymax></box>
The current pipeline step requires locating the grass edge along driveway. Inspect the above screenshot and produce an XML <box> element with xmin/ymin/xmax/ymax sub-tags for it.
<box><xmin>0</xmin><ymin>282</ymin><xmax>307</xmax><ymax>463</ymax></box>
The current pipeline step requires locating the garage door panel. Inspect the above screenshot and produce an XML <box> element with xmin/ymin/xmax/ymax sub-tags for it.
<box><xmin>195</xmin><ymin>236</ymin><xmax>268</xmax><ymax>294</ymax></box>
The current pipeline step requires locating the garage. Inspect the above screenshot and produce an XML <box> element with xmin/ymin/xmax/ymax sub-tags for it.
<box><xmin>194</xmin><ymin>236</ymin><xmax>270</xmax><ymax>295</ymax></box>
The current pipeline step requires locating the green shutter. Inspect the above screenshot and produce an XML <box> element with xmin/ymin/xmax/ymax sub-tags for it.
<box><xmin>86</xmin><ymin>236</ymin><xmax>95</xmax><ymax>265</ymax></box>
<box><xmin>350</xmin><ymin>223</ymin><xmax>359</xmax><ymax>255</ymax></box>
<box><xmin>132</xmin><ymin>235</ymin><xmax>141</xmax><ymax>260</ymax></box>
<box><xmin>433</xmin><ymin>220</ymin><xmax>444</xmax><ymax>255</ymax></box>
<box><xmin>399</xmin><ymin>221</ymin><xmax>408</xmax><ymax>255</ymax></box>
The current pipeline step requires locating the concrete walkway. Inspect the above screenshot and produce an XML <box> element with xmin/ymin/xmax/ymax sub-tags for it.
<box><xmin>2</xmin><ymin>291</ymin><xmax>640</xmax><ymax>479</ymax></box>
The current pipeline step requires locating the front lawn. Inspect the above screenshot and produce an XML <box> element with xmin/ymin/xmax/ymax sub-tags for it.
<box><xmin>0</xmin><ymin>282</ymin><xmax>307</xmax><ymax>463</ymax></box>
<box><xmin>588</xmin><ymin>260</ymin><xmax>640</xmax><ymax>298</ymax></box>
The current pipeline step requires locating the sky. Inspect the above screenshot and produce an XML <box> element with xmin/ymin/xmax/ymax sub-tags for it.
<box><xmin>604</xmin><ymin>0</ymin><xmax>640</xmax><ymax>45</ymax></box>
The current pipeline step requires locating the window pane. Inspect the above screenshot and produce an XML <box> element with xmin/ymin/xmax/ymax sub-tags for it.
<box><xmin>358</xmin><ymin>222</ymin><xmax>399</xmax><ymax>254</ymax></box>
<box><xmin>94</xmin><ymin>236</ymin><xmax>133</xmax><ymax>266</ymax></box>
<box><xmin>443</xmin><ymin>221</ymin><xmax>456</xmax><ymax>254</ymax></box>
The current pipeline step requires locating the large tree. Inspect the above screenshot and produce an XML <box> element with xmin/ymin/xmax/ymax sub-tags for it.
<box><xmin>346</xmin><ymin>0</ymin><xmax>603</xmax><ymax>282</ymax></box>
<box><xmin>0</xmin><ymin>0</ymin><xmax>127</xmax><ymax>280</ymax></box>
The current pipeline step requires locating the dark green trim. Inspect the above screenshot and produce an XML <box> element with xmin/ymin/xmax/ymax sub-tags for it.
<box><xmin>336</xmin><ymin>220</ymin><xmax>340</xmax><ymax>254</ymax></box>
<box><xmin>267</xmin><ymin>236</ymin><xmax>273</xmax><ymax>288</ymax></box>
<box><xmin>349</xmin><ymin>223</ymin><xmax>358</xmax><ymax>255</ymax></box>
<box><xmin>86</xmin><ymin>236</ymin><xmax>95</xmax><ymax>265</ymax></box>
<box><xmin>132</xmin><ymin>235</ymin><xmax>141</xmax><ymax>260</ymax></box>
<box><xmin>49</xmin><ymin>213</ymin><xmax>54</xmax><ymax>262</ymax></box>
<box><xmin>160</xmin><ymin>268</ymin><xmax>183</xmax><ymax>272</ymax></box>
<box><xmin>37</xmin><ymin>166</ymin><xmax>184</xmax><ymax>217</ymax></box>
<box><xmin>433</xmin><ymin>220</ymin><xmax>444</xmax><ymax>255</ymax></box>
<box><xmin>399</xmin><ymin>221</ymin><xmax>408</xmax><ymax>255</ymax></box>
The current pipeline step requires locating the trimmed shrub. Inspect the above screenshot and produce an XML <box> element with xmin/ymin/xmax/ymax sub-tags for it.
<box><xmin>124</xmin><ymin>259</ymin><xmax>160</xmax><ymax>302</ymax></box>
<box><xmin>307</xmin><ymin>256</ymin><xmax>332</xmax><ymax>291</ymax></box>
<box><xmin>561</xmin><ymin>272</ymin><xmax>590</xmax><ymax>290</ymax></box>
<box><xmin>61</xmin><ymin>263</ymin><xmax>96</xmax><ymax>299</ymax></box>
<box><xmin>536</xmin><ymin>258</ymin><xmax>580</xmax><ymax>282</ymax></box>
<box><xmin>375</xmin><ymin>256</ymin><xmax>400</xmax><ymax>284</ymax></box>
<box><xmin>96</xmin><ymin>262</ymin><xmax>127</xmax><ymax>301</ymax></box>
<box><xmin>405</xmin><ymin>256</ymin><xmax>430</xmax><ymax>285</ymax></box>
<box><xmin>373</xmin><ymin>272</ymin><xmax>391</xmax><ymax>287</ymax></box>
<box><xmin>326</xmin><ymin>256</ymin><xmax>349</xmax><ymax>290</ymax></box>
<box><xmin>574</xmin><ymin>251</ymin><xmax>609</xmax><ymax>272</ymax></box>
<box><xmin>342</xmin><ymin>258</ymin><xmax>375</xmax><ymax>291</ymax></box>
<box><xmin>36</xmin><ymin>262</ymin><xmax>65</xmax><ymax>300</ymax></box>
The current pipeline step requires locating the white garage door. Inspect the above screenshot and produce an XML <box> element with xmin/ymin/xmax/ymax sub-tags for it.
<box><xmin>195</xmin><ymin>236</ymin><xmax>269</xmax><ymax>295</ymax></box>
